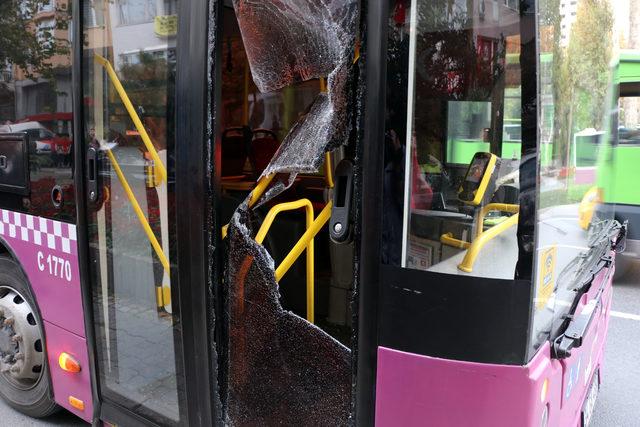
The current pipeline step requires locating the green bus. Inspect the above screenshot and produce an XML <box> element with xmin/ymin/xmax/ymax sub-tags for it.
<box><xmin>443</xmin><ymin>51</ymin><xmax>640</xmax><ymax>275</ymax></box>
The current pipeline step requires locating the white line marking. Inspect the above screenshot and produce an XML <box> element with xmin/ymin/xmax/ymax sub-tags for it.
<box><xmin>611</xmin><ymin>310</ymin><xmax>640</xmax><ymax>321</ymax></box>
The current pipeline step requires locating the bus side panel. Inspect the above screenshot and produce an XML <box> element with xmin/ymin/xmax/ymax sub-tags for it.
<box><xmin>557</xmin><ymin>264</ymin><xmax>614</xmax><ymax>427</ymax></box>
<box><xmin>44</xmin><ymin>321</ymin><xmax>93</xmax><ymax>422</ymax></box>
<box><xmin>0</xmin><ymin>209</ymin><xmax>85</xmax><ymax>337</ymax></box>
<box><xmin>374</xmin><ymin>345</ymin><xmax>556</xmax><ymax>427</ymax></box>
<box><xmin>0</xmin><ymin>208</ymin><xmax>93</xmax><ymax>419</ymax></box>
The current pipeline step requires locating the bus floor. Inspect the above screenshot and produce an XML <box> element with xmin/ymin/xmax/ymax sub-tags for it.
<box><xmin>4</xmin><ymin>261</ymin><xmax>639</xmax><ymax>425</ymax></box>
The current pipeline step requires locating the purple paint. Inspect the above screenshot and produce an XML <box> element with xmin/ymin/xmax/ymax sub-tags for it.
<box><xmin>0</xmin><ymin>209</ymin><xmax>85</xmax><ymax>337</ymax></box>
<box><xmin>44</xmin><ymin>321</ymin><xmax>92</xmax><ymax>422</ymax></box>
<box><xmin>0</xmin><ymin>209</ymin><xmax>91</xmax><ymax>422</ymax></box>
<box><xmin>375</xmin><ymin>263</ymin><xmax>614</xmax><ymax>427</ymax></box>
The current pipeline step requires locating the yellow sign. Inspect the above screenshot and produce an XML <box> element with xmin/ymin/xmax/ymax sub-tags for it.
<box><xmin>537</xmin><ymin>246</ymin><xmax>557</xmax><ymax>309</ymax></box>
<box><xmin>154</xmin><ymin>15</ymin><xmax>178</xmax><ymax>37</ymax></box>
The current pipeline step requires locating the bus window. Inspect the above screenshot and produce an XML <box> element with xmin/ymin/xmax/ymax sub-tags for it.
<box><xmin>220</xmin><ymin>0</ymin><xmax>357</xmax><ymax>425</ymax></box>
<box><xmin>530</xmin><ymin>0</ymin><xmax>619</xmax><ymax>356</ymax></box>
<box><xmin>82</xmin><ymin>0</ymin><xmax>185</xmax><ymax>423</ymax></box>
<box><xmin>383</xmin><ymin>0</ymin><xmax>525</xmax><ymax>280</ymax></box>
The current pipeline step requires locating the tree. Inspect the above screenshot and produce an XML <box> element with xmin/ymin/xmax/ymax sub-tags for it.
<box><xmin>550</xmin><ymin>0</ymin><xmax>613</xmax><ymax>167</ymax></box>
<box><xmin>0</xmin><ymin>0</ymin><xmax>71</xmax><ymax>80</ymax></box>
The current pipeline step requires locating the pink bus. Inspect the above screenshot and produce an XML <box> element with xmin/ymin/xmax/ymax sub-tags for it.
<box><xmin>0</xmin><ymin>0</ymin><xmax>627</xmax><ymax>425</ymax></box>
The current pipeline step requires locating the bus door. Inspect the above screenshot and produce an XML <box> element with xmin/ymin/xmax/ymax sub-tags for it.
<box><xmin>214</xmin><ymin>0</ymin><xmax>358</xmax><ymax>425</ymax></box>
<box><xmin>76</xmin><ymin>1</ymin><xmax>186</xmax><ymax>425</ymax></box>
<box><xmin>357</xmin><ymin>1</ymin><xmax>621</xmax><ymax>425</ymax></box>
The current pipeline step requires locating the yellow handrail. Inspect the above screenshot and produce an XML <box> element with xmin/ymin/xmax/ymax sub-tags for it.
<box><xmin>440</xmin><ymin>203</ymin><xmax>520</xmax><ymax>249</ymax></box>
<box><xmin>106</xmin><ymin>149</ymin><xmax>170</xmax><ymax>273</ymax></box>
<box><xmin>254</xmin><ymin>199</ymin><xmax>315</xmax><ymax>323</ymax></box>
<box><xmin>276</xmin><ymin>201</ymin><xmax>332</xmax><ymax>283</ymax></box>
<box><xmin>220</xmin><ymin>154</ymin><xmax>335</xmax><ymax>321</ymax></box>
<box><xmin>458</xmin><ymin>213</ymin><xmax>519</xmax><ymax>273</ymax></box>
<box><xmin>221</xmin><ymin>173</ymin><xmax>276</xmax><ymax>239</ymax></box>
<box><xmin>94</xmin><ymin>54</ymin><xmax>167</xmax><ymax>184</ymax></box>
<box><xmin>324</xmin><ymin>152</ymin><xmax>334</xmax><ymax>189</ymax></box>
<box><xmin>476</xmin><ymin>203</ymin><xmax>519</xmax><ymax>238</ymax></box>
<box><xmin>440</xmin><ymin>233</ymin><xmax>471</xmax><ymax>249</ymax></box>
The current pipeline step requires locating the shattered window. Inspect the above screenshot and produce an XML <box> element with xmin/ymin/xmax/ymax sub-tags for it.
<box><xmin>220</xmin><ymin>0</ymin><xmax>358</xmax><ymax>425</ymax></box>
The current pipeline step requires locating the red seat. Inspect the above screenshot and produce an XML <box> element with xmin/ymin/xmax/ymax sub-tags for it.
<box><xmin>250</xmin><ymin>129</ymin><xmax>280</xmax><ymax>176</ymax></box>
<box><xmin>222</xmin><ymin>127</ymin><xmax>252</xmax><ymax>177</ymax></box>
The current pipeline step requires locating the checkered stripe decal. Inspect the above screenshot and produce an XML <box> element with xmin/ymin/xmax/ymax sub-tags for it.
<box><xmin>0</xmin><ymin>209</ymin><xmax>77</xmax><ymax>255</ymax></box>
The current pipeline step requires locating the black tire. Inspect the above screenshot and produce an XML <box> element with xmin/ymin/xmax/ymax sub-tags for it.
<box><xmin>0</xmin><ymin>256</ymin><xmax>59</xmax><ymax>418</ymax></box>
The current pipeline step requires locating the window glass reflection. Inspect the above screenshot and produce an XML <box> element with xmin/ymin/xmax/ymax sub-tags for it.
<box><xmin>0</xmin><ymin>0</ymin><xmax>74</xmax><ymax>221</ymax></box>
<box><xmin>82</xmin><ymin>0</ymin><xmax>184</xmax><ymax>423</ymax></box>
<box><xmin>531</xmin><ymin>0</ymin><xmax>619</xmax><ymax>353</ymax></box>
<box><xmin>384</xmin><ymin>0</ymin><xmax>524</xmax><ymax>280</ymax></box>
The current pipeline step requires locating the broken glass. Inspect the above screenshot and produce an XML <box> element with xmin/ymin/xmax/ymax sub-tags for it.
<box><xmin>224</xmin><ymin>0</ymin><xmax>358</xmax><ymax>425</ymax></box>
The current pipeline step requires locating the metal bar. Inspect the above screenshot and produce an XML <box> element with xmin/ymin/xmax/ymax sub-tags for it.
<box><xmin>440</xmin><ymin>233</ymin><xmax>471</xmax><ymax>249</ymax></box>
<box><xmin>325</xmin><ymin>152</ymin><xmax>335</xmax><ymax>189</ymax></box>
<box><xmin>458</xmin><ymin>213</ymin><xmax>519</xmax><ymax>273</ymax></box>
<box><xmin>275</xmin><ymin>201</ymin><xmax>332</xmax><ymax>282</ymax></box>
<box><xmin>476</xmin><ymin>203</ymin><xmax>520</xmax><ymax>237</ymax></box>
<box><xmin>222</xmin><ymin>173</ymin><xmax>276</xmax><ymax>239</ymax></box>
<box><xmin>94</xmin><ymin>54</ymin><xmax>168</xmax><ymax>184</ymax></box>
<box><xmin>254</xmin><ymin>199</ymin><xmax>315</xmax><ymax>323</ymax></box>
<box><xmin>105</xmin><ymin>149</ymin><xmax>170</xmax><ymax>272</ymax></box>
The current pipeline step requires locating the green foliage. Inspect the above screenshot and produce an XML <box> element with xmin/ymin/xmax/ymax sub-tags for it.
<box><xmin>566</xmin><ymin>0</ymin><xmax>613</xmax><ymax>129</ymax></box>
<box><xmin>550</xmin><ymin>0</ymin><xmax>614</xmax><ymax>166</ymax></box>
<box><xmin>0</xmin><ymin>0</ymin><xmax>71</xmax><ymax>80</ymax></box>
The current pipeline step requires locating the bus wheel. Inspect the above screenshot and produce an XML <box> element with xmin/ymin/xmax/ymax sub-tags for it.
<box><xmin>0</xmin><ymin>257</ymin><xmax>58</xmax><ymax>417</ymax></box>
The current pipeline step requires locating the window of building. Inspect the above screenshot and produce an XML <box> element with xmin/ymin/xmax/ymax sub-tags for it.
<box><xmin>118</xmin><ymin>0</ymin><xmax>157</xmax><ymax>25</ymax></box>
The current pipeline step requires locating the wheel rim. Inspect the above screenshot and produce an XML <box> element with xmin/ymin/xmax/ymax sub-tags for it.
<box><xmin>0</xmin><ymin>286</ymin><xmax>44</xmax><ymax>390</ymax></box>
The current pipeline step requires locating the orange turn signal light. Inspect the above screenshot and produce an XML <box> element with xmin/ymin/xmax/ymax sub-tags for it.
<box><xmin>58</xmin><ymin>352</ymin><xmax>81</xmax><ymax>373</ymax></box>
<box><xmin>68</xmin><ymin>396</ymin><xmax>85</xmax><ymax>411</ymax></box>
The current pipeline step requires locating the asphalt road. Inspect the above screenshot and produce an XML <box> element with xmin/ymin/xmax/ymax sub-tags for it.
<box><xmin>0</xmin><ymin>264</ymin><xmax>638</xmax><ymax>426</ymax></box>
<box><xmin>591</xmin><ymin>260</ymin><xmax>640</xmax><ymax>427</ymax></box>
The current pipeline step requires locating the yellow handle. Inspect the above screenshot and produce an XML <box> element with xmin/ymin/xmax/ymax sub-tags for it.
<box><xmin>106</xmin><ymin>149</ymin><xmax>170</xmax><ymax>273</ymax></box>
<box><xmin>254</xmin><ymin>199</ymin><xmax>315</xmax><ymax>323</ymax></box>
<box><xmin>275</xmin><ymin>202</ymin><xmax>331</xmax><ymax>282</ymax></box>
<box><xmin>94</xmin><ymin>54</ymin><xmax>167</xmax><ymax>184</ymax></box>
<box><xmin>440</xmin><ymin>233</ymin><xmax>471</xmax><ymax>249</ymax></box>
<box><xmin>458</xmin><ymin>213</ymin><xmax>519</xmax><ymax>273</ymax></box>
<box><xmin>476</xmin><ymin>203</ymin><xmax>519</xmax><ymax>238</ymax></box>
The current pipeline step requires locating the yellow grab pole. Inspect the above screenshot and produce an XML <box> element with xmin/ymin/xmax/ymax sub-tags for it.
<box><xmin>324</xmin><ymin>152</ymin><xmax>334</xmax><ymax>189</ymax></box>
<box><xmin>458</xmin><ymin>213</ymin><xmax>519</xmax><ymax>273</ymax></box>
<box><xmin>476</xmin><ymin>203</ymin><xmax>519</xmax><ymax>237</ymax></box>
<box><xmin>275</xmin><ymin>201</ymin><xmax>331</xmax><ymax>282</ymax></box>
<box><xmin>106</xmin><ymin>149</ymin><xmax>170</xmax><ymax>273</ymax></box>
<box><xmin>222</xmin><ymin>174</ymin><xmax>276</xmax><ymax>239</ymax></box>
<box><xmin>94</xmin><ymin>54</ymin><xmax>167</xmax><ymax>184</ymax></box>
<box><xmin>440</xmin><ymin>233</ymin><xmax>471</xmax><ymax>249</ymax></box>
<box><xmin>248</xmin><ymin>173</ymin><xmax>275</xmax><ymax>208</ymax></box>
<box><xmin>254</xmin><ymin>199</ymin><xmax>315</xmax><ymax>323</ymax></box>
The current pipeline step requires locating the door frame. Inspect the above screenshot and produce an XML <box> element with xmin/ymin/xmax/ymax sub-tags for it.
<box><xmin>72</xmin><ymin>0</ymin><xmax>218</xmax><ymax>424</ymax></box>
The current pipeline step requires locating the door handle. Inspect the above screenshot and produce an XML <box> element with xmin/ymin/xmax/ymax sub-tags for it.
<box><xmin>329</xmin><ymin>159</ymin><xmax>354</xmax><ymax>243</ymax></box>
<box><xmin>87</xmin><ymin>146</ymin><xmax>99</xmax><ymax>203</ymax></box>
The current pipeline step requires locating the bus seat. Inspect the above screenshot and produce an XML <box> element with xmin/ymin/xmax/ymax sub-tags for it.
<box><xmin>250</xmin><ymin>129</ymin><xmax>280</xmax><ymax>176</ymax></box>
<box><xmin>222</xmin><ymin>126</ymin><xmax>252</xmax><ymax>177</ymax></box>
